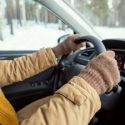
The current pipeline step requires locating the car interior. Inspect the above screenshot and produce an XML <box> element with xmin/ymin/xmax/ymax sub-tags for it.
<box><xmin>1</xmin><ymin>0</ymin><xmax>125</xmax><ymax>125</ymax></box>
<box><xmin>1</xmin><ymin>36</ymin><xmax>125</xmax><ymax>125</ymax></box>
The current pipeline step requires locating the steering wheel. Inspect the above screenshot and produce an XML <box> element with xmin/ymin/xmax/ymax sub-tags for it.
<box><xmin>74</xmin><ymin>35</ymin><xmax>106</xmax><ymax>54</ymax></box>
<box><xmin>56</xmin><ymin>35</ymin><xmax>122</xmax><ymax>112</ymax></box>
<box><xmin>58</xmin><ymin>35</ymin><xmax>106</xmax><ymax>68</ymax></box>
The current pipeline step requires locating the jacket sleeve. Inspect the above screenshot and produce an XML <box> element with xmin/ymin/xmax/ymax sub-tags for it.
<box><xmin>0</xmin><ymin>89</ymin><xmax>19</xmax><ymax>125</ymax></box>
<box><xmin>20</xmin><ymin>76</ymin><xmax>101</xmax><ymax>125</ymax></box>
<box><xmin>0</xmin><ymin>48</ymin><xmax>57</xmax><ymax>87</ymax></box>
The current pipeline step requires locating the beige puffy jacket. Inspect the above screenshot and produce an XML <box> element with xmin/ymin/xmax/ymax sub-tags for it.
<box><xmin>0</xmin><ymin>48</ymin><xmax>101</xmax><ymax>125</ymax></box>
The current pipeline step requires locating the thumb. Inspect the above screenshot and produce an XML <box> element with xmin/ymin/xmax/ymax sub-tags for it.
<box><xmin>99</xmin><ymin>50</ymin><xmax>115</xmax><ymax>58</ymax></box>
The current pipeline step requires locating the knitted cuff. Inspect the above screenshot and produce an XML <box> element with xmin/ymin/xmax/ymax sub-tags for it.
<box><xmin>78</xmin><ymin>68</ymin><xmax>109</xmax><ymax>94</ymax></box>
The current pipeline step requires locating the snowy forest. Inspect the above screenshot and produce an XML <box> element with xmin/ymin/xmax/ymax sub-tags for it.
<box><xmin>66</xmin><ymin>0</ymin><xmax>125</xmax><ymax>26</ymax></box>
<box><xmin>0</xmin><ymin>0</ymin><xmax>125</xmax><ymax>41</ymax></box>
<box><xmin>0</xmin><ymin>0</ymin><xmax>61</xmax><ymax>40</ymax></box>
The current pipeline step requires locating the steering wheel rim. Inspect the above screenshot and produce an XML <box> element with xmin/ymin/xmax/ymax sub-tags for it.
<box><xmin>58</xmin><ymin>35</ymin><xmax>106</xmax><ymax>68</ymax></box>
<box><xmin>74</xmin><ymin>35</ymin><xmax>106</xmax><ymax>55</ymax></box>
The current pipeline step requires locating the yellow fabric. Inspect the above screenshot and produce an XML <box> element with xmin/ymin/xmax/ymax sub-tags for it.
<box><xmin>0</xmin><ymin>48</ymin><xmax>57</xmax><ymax>125</ymax></box>
<box><xmin>0</xmin><ymin>48</ymin><xmax>101</xmax><ymax>125</ymax></box>
<box><xmin>0</xmin><ymin>48</ymin><xmax>57</xmax><ymax>88</ymax></box>
<box><xmin>0</xmin><ymin>90</ymin><xmax>19</xmax><ymax>125</ymax></box>
<box><xmin>19</xmin><ymin>76</ymin><xmax>101</xmax><ymax>125</ymax></box>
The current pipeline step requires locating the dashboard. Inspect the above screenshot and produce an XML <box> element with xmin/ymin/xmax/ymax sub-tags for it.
<box><xmin>73</xmin><ymin>39</ymin><xmax>125</xmax><ymax>112</ymax></box>
<box><xmin>102</xmin><ymin>39</ymin><xmax>125</xmax><ymax>75</ymax></box>
<box><xmin>116</xmin><ymin>54</ymin><xmax>125</xmax><ymax>74</ymax></box>
<box><xmin>74</xmin><ymin>39</ymin><xmax>125</xmax><ymax>77</ymax></box>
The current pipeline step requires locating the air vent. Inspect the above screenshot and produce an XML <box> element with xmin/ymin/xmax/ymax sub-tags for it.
<box><xmin>81</xmin><ymin>50</ymin><xmax>93</xmax><ymax>57</ymax></box>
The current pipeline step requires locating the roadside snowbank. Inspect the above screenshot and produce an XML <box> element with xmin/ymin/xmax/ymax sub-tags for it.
<box><xmin>95</xmin><ymin>27</ymin><xmax>125</xmax><ymax>39</ymax></box>
<box><xmin>0</xmin><ymin>24</ymin><xmax>72</xmax><ymax>50</ymax></box>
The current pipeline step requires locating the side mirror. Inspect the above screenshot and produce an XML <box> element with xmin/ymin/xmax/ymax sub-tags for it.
<box><xmin>57</xmin><ymin>34</ymin><xmax>70</xmax><ymax>44</ymax></box>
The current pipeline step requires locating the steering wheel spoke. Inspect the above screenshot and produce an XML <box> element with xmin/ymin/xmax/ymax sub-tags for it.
<box><xmin>74</xmin><ymin>48</ymin><xmax>96</xmax><ymax>65</ymax></box>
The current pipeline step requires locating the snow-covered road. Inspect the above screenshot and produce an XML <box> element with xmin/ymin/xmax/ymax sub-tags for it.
<box><xmin>0</xmin><ymin>24</ymin><xmax>72</xmax><ymax>50</ymax></box>
<box><xmin>95</xmin><ymin>27</ymin><xmax>125</xmax><ymax>39</ymax></box>
<box><xmin>0</xmin><ymin>24</ymin><xmax>125</xmax><ymax>50</ymax></box>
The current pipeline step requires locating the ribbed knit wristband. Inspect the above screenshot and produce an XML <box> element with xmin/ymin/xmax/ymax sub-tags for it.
<box><xmin>78</xmin><ymin>51</ymin><xmax>121</xmax><ymax>95</ymax></box>
<box><xmin>78</xmin><ymin>68</ymin><xmax>108</xmax><ymax>94</ymax></box>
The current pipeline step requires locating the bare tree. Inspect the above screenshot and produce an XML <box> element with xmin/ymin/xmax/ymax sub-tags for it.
<box><xmin>6</xmin><ymin>0</ymin><xmax>14</xmax><ymax>35</ymax></box>
<box><xmin>58</xmin><ymin>20</ymin><xmax>66</xmax><ymax>30</ymax></box>
<box><xmin>112</xmin><ymin>0</ymin><xmax>125</xmax><ymax>27</ymax></box>
<box><xmin>21</xmin><ymin>0</ymin><xmax>26</xmax><ymax>25</ymax></box>
<box><xmin>87</xmin><ymin>0</ymin><xmax>109</xmax><ymax>26</ymax></box>
<box><xmin>43</xmin><ymin>7</ymin><xmax>48</xmax><ymax>26</ymax></box>
<box><xmin>16</xmin><ymin>0</ymin><xmax>22</xmax><ymax>26</ymax></box>
<box><xmin>70</xmin><ymin>0</ymin><xmax>75</xmax><ymax>6</ymax></box>
<box><xmin>0</xmin><ymin>0</ymin><xmax>4</xmax><ymax>40</ymax></box>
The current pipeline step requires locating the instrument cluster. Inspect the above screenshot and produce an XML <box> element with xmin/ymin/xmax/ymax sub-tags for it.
<box><xmin>116</xmin><ymin>54</ymin><xmax>125</xmax><ymax>74</ymax></box>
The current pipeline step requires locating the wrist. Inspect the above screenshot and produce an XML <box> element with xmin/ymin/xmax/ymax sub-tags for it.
<box><xmin>78</xmin><ymin>69</ymin><xmax>107</xmax><ymax>94</ymax></box>
<box><xmin>52</xmin><ymin>46</ymin><xmax>62</xmax><ymax>58</ymax></box>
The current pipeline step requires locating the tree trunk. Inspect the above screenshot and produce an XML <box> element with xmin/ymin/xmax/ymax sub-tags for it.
<box><xmin>21</xmin><ymin>0</ymin><xmax>26</xmax><ymax>25</ymax></box>
<box><xmin>70</xmin><ymin>0</ymin><xmax>75</xmax><ymax>6</ymax></box>
<box><xmin>58</xmin><ymin>20</ymin><xmax>65</xmax><ymax>30</ymax></box>
<box><xmin>0</xmin><ymin>0</ymin><xmax>4</xmax><ymax>40</ymax></box>
<box><xmin>16</xmin><ymin>0</ymin><xmax>22</xmax><ymax>26</ymax></box>
<box><xmin>6</xmin><ymin>0</ymin><xmax>14</xmax><ymax>35</ymax></box>
<box><xmin>44</xmin><ymin>8</ymin><xmax>48</xmax><ymax>26</ymax></box>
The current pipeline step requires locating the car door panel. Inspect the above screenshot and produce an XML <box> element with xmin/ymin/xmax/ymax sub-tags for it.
<box><xmin>0</xmin><ymin>51</ymin><xmax>55</xmax><ymax>111</ymax></box>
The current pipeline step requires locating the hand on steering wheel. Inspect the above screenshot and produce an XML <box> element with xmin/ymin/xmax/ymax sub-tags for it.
<box><xmin>78</xmin><ymin>50</ymin><xmax>121</xmax><ymax>94</ymax></box>
<box><xmin>52</xmin><ymin>34</ymin><xmax>85</xmax><ymax>58</ymax></box>
<box><xmin>57</xmin><ymin>35</ymin><xmax>121</xmax><ymax>95</ymax></box>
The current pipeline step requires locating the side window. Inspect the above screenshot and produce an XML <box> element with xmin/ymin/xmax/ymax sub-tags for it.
<box><xmin>0</xmin><ymin>0</ymin><xmax>73</xmax><ymax>50</ymax></box>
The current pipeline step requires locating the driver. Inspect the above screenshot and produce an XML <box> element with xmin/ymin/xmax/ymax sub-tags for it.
<box><xmin>0</xmin><ymin>34</ymin><xmax>120</xmax><ymax>125</ymax></box>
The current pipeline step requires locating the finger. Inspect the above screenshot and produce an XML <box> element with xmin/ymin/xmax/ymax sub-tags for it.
<box><xmin>72</xmin><ymin>34</ymin><xmax>81</xmax><ymax>42</ymax></box>
<box><xmin>98</xmin><ymin>50</ymin><xmax>115</xmax><ymax>59</ymax></box>
<box><xmin>107</xmin><ymin>51</ymin><xmax>115</xmax><ymax>58</ymax></box>
<box><xmin>73</xmin><ymin>34</ymin><xmax>80</xmax><ymax>39</ymax></box>
<box><xmin>81</xmin><ymin>42</ymin><xmax>86</xmax><ymax>47</ymax></box>
<box><xmin>76</xmin><ymin>42</ymin><xmax>85</xmax><ymax>49</ymax></box>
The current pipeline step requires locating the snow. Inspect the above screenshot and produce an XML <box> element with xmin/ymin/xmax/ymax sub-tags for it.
<box><xmin>94</xmin><ymin>27</ymin><xmax>125</xmax><ymax>39</ymax></box>
<box><xmin>0</xmin><ymin>24</ymin><xmax>125</xmax><ymax>50</ymax></box>
<box><xmin>0</xmin><ymin>23</ymin><xmax>73</xmax><ymax>50</ymax></box>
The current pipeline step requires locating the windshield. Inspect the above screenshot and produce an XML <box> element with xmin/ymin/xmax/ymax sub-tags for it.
<box><xmin>64</xmin><ymin>0</ymin><xmax>125</xmax><ymax>39</ymax></box>
<box><xmin>0</xmin><ymin>0</ymin><xmax>73</xmax><ymax>50</ymax></box>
